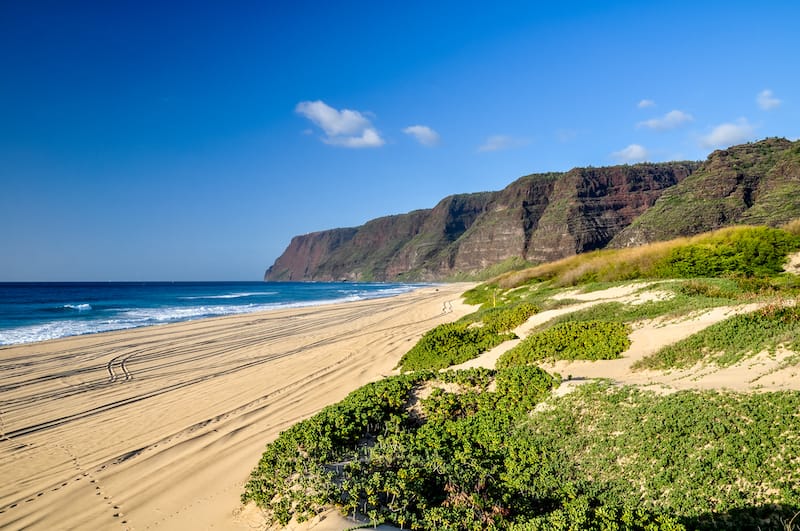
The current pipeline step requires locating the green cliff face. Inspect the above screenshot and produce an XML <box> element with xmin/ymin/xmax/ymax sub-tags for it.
<box><xmin>611</xmin><ymin>137</ymin><xmax>800</xmax><ymax>247</ymax></box>
<box><xmin>265</xmin><ymin>138</ymin><xmax>800</xmax><ymax>281</ymax></box>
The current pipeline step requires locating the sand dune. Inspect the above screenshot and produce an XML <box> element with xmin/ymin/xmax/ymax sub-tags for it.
<box><xmin>459</xmin><ymin>283</ymin><xmax>800</xmax><ymax>393</ymax></box>
<box><xmin>0</xmin><ymin>284</ymin><xmax>473</xmax><ymax>530</ymax></box>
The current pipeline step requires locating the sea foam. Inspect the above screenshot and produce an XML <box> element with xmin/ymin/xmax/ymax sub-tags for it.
<box><xmin>0</xmin><ymin>282</ymin><xmax>428</xmax><ymax>346</ymax></box>
<box><xmin>64</xmin><ymin>303</ymin><xmax>93</xmax><ymax>311</ymax></box>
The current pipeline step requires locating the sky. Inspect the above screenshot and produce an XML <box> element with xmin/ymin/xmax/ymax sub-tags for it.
<box><xmin>1</xmin><ymin>1</ymin><xmax>798</xmax><ymax>281</ymax></box>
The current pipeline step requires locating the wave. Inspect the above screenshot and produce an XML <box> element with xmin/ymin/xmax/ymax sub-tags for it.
<box><xmin>0</xmin><ymin>284</ymin><xmax>429</xmax><ymax>346</ymax></box>
<box><xmin>0</xmin><ymin>319</ymin><xmax>138</xmax><ymax>346</ymax></box>
<box><xmin>63</xmin><ymin>303</ymin><xmax>92</xmax><ymax>311</ymax></box>
<box><xmin>179</xmin><ymin>292</ymin><xmax>276</xmax><ymax>300</ymax></box>
<box><xmin>335</xmin><ymin>284</ymin><xmax>425</xmax><ymax>300</ymax></box>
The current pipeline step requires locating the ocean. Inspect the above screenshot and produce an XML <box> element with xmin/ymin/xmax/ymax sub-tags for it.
<box><xmin>0</xmin><ymin>281</ymin><xmax>428</xmax><ymax>346</ymax></box>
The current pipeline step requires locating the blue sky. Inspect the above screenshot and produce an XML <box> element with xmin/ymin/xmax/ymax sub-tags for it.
<box><xmin>1</xmin><ymin>1</ymin><xmax>798</xmax><ymax>281</ymax></box>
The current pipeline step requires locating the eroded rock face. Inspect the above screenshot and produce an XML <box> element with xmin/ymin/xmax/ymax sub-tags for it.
<box><xmin>267</xmin><ymin>138</ymin><xmax>800</xmax><ymax>281</ymax></box>
<box><xmin>529</xmin><ymin>163</ymin><xmax>697</xmax><ymax>261</ymax></box>
<box><xmin>265</xmin><ymin>227</ymin><xmax>358</xmax><ymax>281</ymax></box>
<box><xmin>612</xmin><ymin>138</ymin><xmax>800</xmax><ymax>247</ymax></box>
<box><xmin>265</xmin><ymin>162</ymin><xmax>697</xmax><ymax>281</ymax></box>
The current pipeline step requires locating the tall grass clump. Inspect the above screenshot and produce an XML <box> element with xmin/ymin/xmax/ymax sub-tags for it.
<box><xmin>781</xmin><ymin>217</ymin><xmax>800</xmax><ymax>236</ymax></box>
<box><xmin>491</xmin><ymin>225</ymin><xmax>800</xmax><ymax>290</ymax></box>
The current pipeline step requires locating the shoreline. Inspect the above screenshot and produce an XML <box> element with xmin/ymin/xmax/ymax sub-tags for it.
<box><xmin>0</xmin><ymin>282</ymin><xmax>436</xmax><ymax>348</ymax></box>
<box><xmin>0</xmin><ymin>283</ymin><xmax>475</xmax><ymax>530</ymax></box>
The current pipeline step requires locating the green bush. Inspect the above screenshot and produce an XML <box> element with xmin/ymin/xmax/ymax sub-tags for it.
<box><xmin>397</xmin><ymin>322</ymin><xmax>512</xmax><ymax>372</ymax></box>
<box><xmin>498</xmin><ymin>321</ymin><xmax>631</xmax><ymax>368</ymax></box>
<box><xmin>511</xmin><ymin>497</ymin><xmax>687</xmax><ymax>530</ymax></box>
<box><xmin>494</xmin><ymin>365</ymin><xmax>558</xmax><ymax>415</ymax></box>
<box><xmin>481</xmin><ymin>302</ymin><xmax>540</xmax><ymax>333</ymax></box>
<box><xmin>243</xmin><ymin>368</ymin><xmax>561</xmax><ymax>528</ymax></box>
<box><xmin>657</xmin><ymin>226</ymin><xmax>800</xmax><ymax>278</ymax></box>
<box><xmin>241</xmin><ymin>372</ymin><xmax>429</xmax><ymax>524</ymax></box>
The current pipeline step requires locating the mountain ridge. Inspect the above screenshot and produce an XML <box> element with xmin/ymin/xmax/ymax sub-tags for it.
<box><xmin>265</xmin><ymin>138</ymin><xmax>799</xmax><ymax>282</ymax></box>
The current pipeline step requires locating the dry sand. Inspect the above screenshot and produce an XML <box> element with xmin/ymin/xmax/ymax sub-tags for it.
<box><xmin>0</xmin><ymin>283</ymin><xmax>474</xmax><ymax>530</ymax></box>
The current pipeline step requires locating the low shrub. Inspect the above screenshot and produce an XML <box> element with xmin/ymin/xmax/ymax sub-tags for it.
<box><xmin>657</xmin><ymin>226</ymin><xmax>800</xmax><ymax>278</ymax></box>
<box><xmin>481</xmin><ymin>302</ymin><xmax>539</xmax><ymax>333</ymax></box>
<box><xmin>634</xmin><ymin>304</ymin><xmax>800</xmax><ymax>370</ymax></box>
<box><xmin>243</xmin><ymin>368</ymin><xmax>561</xmax><ymax>528</ymax></box>
<box><xmin>397</xmin><ymin>322</ymin><xmax>513</xmax><ymax>372</ymax></box>
<box><xmin>497</xmin><ymin>321</ymin><xmax>631</xmax><ymax>368</ymax></box>
<box><xmin>524</xmin><ymin>383</ymin><xmax>800</xmax><ymax>530</ymax></box>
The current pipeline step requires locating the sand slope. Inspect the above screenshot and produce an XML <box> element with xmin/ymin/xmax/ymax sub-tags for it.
<box><xmin>0</xmin><ymin>284</ymin><xmax>473</xmax><ymax>530</ymax></box>
<box><xmin>458</xmin><ymin>283</ymin><xmax>800</xmax><ymax>393</ymax></box>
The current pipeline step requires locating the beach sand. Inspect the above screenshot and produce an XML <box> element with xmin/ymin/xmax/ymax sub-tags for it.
<box><xmin>0</xmin><ymin>283</ymin><xmax>474</xmax><ymax>530</ymax></box>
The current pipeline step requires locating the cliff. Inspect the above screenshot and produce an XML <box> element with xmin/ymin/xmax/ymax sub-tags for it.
<box><xmin>611</xmin><ymin>137</ymin><xmax>800</xmax><ymax>247</ymax></box>
<box><xmin>266</xmin><ymin>163</ymin><xmax>695</xmax><ymax>281</ymax></box>
<box><xmin>265</xmin><ymin>138</ymin><xmax>800</xmax><ymax>282</ymax></box>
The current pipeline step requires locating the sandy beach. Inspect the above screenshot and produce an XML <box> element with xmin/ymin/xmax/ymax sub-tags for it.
<box><xmin>0</xmin><ymin>283</ymin><xmax>474</xmax><ymax>530</ymax></box>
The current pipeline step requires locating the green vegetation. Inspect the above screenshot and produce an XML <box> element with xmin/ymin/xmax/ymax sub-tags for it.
<box><xmin>635</xmin><ymin>304</ymin><xmax>800</xmax><ymax>370</ymax></box>
<box><xmin>242</xmin><ymin>371</ymin><xmax>800</xmax><ymax>530</ymax></box>
<box><xmin>497</xmin><ymin>321</ymin><xmax>631</xmax><ymax>368</ymax></box>
<box><xmin>396</xmin><ymin>322</ymin><xmax>511</xmax><ymax>371</ymax></box>
<box><xmin>242</xmin><ymin>368</ymin><xmax>694</xmax><ymax>530</ymax></box>
<box><xmin>523</xmin><ymin>383</ymin><xmax>800</xmax><ymax>530</ymax></box>
<box><xmin>477</xmin><ymin>302</ymin><xmax>539</xmax><ymax>333</ymax></box>
<box><xmin>396</xmin><ymin>302</ymin><xmax>538</xmax><ymax>372</ymax></box>
<box><xmin>492</xmin><ymin>225</ymin><xmax>800</xmax><ymax>289</ymax></box>
<box><xmin>658</xmin><ymin>226</ymin><xmax>800</xmax><ymax>278</ymax></box>
<box><xmin>246</xmin><ymin>221</ymin><xmax>800</xmax><ymax>530</ymax></box>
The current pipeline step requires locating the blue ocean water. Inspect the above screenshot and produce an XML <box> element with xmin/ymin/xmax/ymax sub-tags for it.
<box><xmin>0</xmin><ymin>282</ymin><xmax>428</xmax><ymax>346</ymax></box>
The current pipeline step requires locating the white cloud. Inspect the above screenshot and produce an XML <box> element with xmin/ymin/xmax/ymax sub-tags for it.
<box><xmin>612</xmin><ymin>144</ymin><xmax>649</xmax><ymax>163</ymax></box>
<box><xmin>699</xmin><ymin>118</ymin><xmax>756</xmax><ymax>149</ymax></box>
<box><xmin>403</xmin><ymin>125</ymin><xmax>440</xmax><ymax>146</ymax></box>
<box><xmin>325</xmin><ymin>128</ymin><xmax>384</xmax><ymax>148</ymax></box>
<box><xmin>637</xmin><ymin>110</ymin><xmax>694</xmax><ymax>131</ymax></box>
<box><xmin>295</xmin><ymin>100</ymin><xmax>384</xmax><ymax>148</ymax></box>
<box><xmin>756</xmin><ymin>89</ymin><xmax>781</xmax><ymax>111</ymax></box>
<box><xmin>637</xmin><ymin>99</ymin><xmax>656</xmax><ymax>109</ymax></box>
<box><xmin>477</xmin><ymin>135</ymin><xmax>529</xmax><ymax>152</ymax></box>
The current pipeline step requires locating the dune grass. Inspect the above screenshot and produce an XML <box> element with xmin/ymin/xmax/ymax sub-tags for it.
<box><xmin>489</xmin><ymin>225</ymin><xmax>800</xmax><ymax>290</ymax></box>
